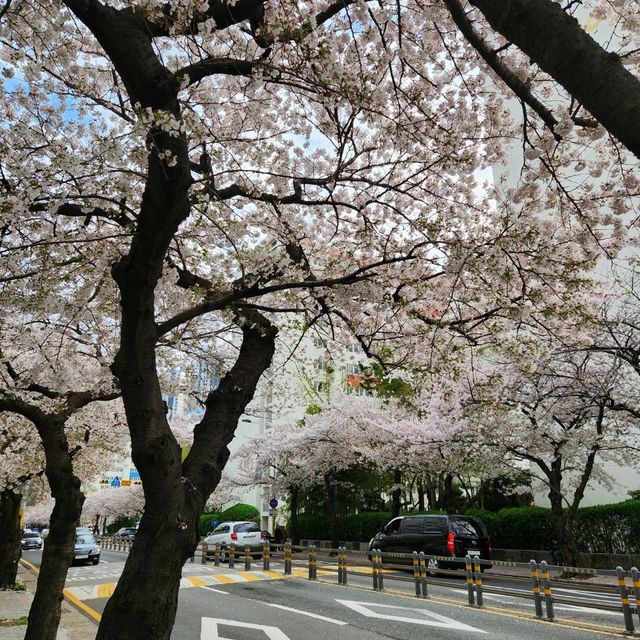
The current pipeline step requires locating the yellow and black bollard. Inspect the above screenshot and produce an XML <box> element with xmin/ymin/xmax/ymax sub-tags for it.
<box><xmin>214</xmin><ymin>543</ymin><xmax>221</xmax><ymax>566</ymax></box>
<box><xmin>617</xmin><ymin>566</ymin><xmax>635</xmax><ymax>635</ymax></box>
<box><xmin>229</xmin><ymin>544</ymin><xmax>236</xmax><ymax>569</ymax></box>
<box><xmin>530</xmin><ymin>560</ymin><xmax>543</xmax><ymax>618</ymax></box>
<box><xmin>377</xmin><ymin>550</ymin><xmax>384</xmax><ymax>592</ymax></box>
<box><xmin>284</xmin><ymin>542</ymin><xmax>292</xmax><ymax>575</ymax></box>
<box><xmin>540</xmin><ymin>561</ymin><xmax>555</xmax><ymax>621</ymax></box>
<box><xmin>631</xmin><ymin>567</ymin><xmax>640</xmax><ymax>626</ymax></box>
<box><xmin>465</xmin><ymin>555</ymin><xmax>475</xmax><ymax>607</ymax></box>
<box><xmin>244</xmin><ymin>545</ymin><xmax>251</xmax><ymax>571</ymax></box>
<box><xmin>473</xmin><ymin>558</ymin><xmax>484</xmax><ymax>608</ymax></box>
<box><xmin>418</xmin><ymin>552</ymin><xmax>427</xmax><ymax>598</ymax></box>
<box><xmin>263</xmin><ymin>541</ymin><xmax>270</xmax><ymax>571</ymax></box>
<box><xmin>412</xmin><ymin>551</ymin><xmax>421</xmax><ymax>598</ymax></box>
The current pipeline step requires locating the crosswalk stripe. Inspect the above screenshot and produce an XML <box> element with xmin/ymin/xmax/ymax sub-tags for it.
<box><xmin>65</xmin><ymin>570</ymin><xmax>284</xmax><ymax>601</ymax></box>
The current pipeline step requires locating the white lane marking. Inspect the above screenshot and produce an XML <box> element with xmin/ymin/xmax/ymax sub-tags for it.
<box><xmin>201</xmin><ymin>617</ymin><xmax>291</xmax><ymax>639</ymax></box>
<box><xmin>202</xmin><ymin>586</ymin><xmax>229</xmax><ymax>595</ymax></box>
<box><xmin>336</xmin><ymin>599</ymin><xmax>486</xmax><ymax>632</ymax></box>
<box><xmin>260</xmin><ymin>602</ymin><xmax>347</xmax><ymax>626</ymax></box>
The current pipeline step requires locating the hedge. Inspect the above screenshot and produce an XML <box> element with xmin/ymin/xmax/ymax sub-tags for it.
<box><xmin>198</xmin><ymin>503</ymin><xmax>261</xmax><ymax>536</ymax></box>
<box><xmin>292</xmin><ymin>500</ymin><xmax>640</xmax><ymax>553</ymax></box>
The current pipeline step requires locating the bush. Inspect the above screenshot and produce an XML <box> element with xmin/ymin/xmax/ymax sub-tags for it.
<box><xmin>218</xmin><ymin>503</ymin><xmax>260</xmax><ymax>524</ymax></box>
<box><xmin>293</xmin><ymin>501</ymin><xmax>640</xmax><ymax>553</ymax></box>
<box><xmin>199</xmin><ymin>512</ymin><xmax>221</xmax><ymax>536</ymax></box>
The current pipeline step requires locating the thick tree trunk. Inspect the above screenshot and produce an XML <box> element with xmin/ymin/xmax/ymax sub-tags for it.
<box><xmin>391</xmin><ymin>469</ymin><xmax>402</xmax><ymax>518</ymax></box>
<box><xmin>25</xmin><ymin>420</ymin><xmax>85</xmax><ymax>640</ymax></box>
<box><xmin>546</xmin><ymin>459</ymin><xmax>578</xmax><ymax>568</ymax></box>
<box><xmin>470</xmin><ymin>0</ymin><xmax>640</xmax><ymax>158</ymax></box>
<box><xmin>289</xmin><ymin>485</ymin><xmax>300</xmax><ymax>545</ymax></box>
<box><xmin>0</xmin><ymin>488</ymin><xmax>22</xmax><ymax>589</ymax></box>
<box><xmin>425</xmin><ymin>475</ymin><xmax>437</xmax><ymax>510</ymax></box>
<box><xmin>325</xmin><ymin>474</ymin><xmax>338</xmax><ymax>549</ymax></box>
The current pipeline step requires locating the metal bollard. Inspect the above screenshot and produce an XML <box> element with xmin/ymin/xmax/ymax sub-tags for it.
<box><xmin>473</xmin><ymin>559</ymin><xmax>484</xmax><ymax>608</ymax></box>
<box><xmin>284</xmin><ymin>542</ymin><xmax>292</xmax><ymax>575</ymax></box>
<box><xmin>200</xmin><ymin>543</ymin><xmax>206</xmax><ymax>564</ymax></box>
<box><xmin>631</xmin><ymin>567</ymin><xmax>640</xmax><ymax>626</ymax></box>
<box><xmin>377</xmin><ymin>550</ymin><xmax>384</xmax><ymax>592</ymax></box>
<box><xmin>263</xmin><ymin>541</ymin><xmax>270</xmax><ymax>571</ymax></box>
<box><xmin>244</xmin><ymin>545</ymin><xmax>251</xmax><ymax>571</ymax></box>
<box><xmin>418</xmin><ymin>552</ymin><xmax>427</xmax><ymax>598</ymax></box>
<box><xmin>617</xmin><ymin>566</ymin><xmax>636</xmax><ymax>635</ymax></box>
<box><xmin>337</xmin><ymin>546</ymin><xmax>344</xmax><ymax>585</ymax></box>
<box><xmin>229</xmin><ymin>544</ymin><xmax>235</xmax><ymax>569</ymax></box>
<box><xmin>530</xmin><ymin>560</ymin><xmax>543</xmax><ymax>619</ymax></box>
<box><xmin>308</xmin><ymin>545</ymin><xmax>317</xmax><ymax>580</ymax></box>
<box><xmin>372</xmin><ymin>550</ymin><xmax>379</xmax><ymax>591</ymax></box>
<box><xmin>540</xmin><ymin>561</ymin><xmax>556</xmax><ymax>621</ymax></box>
<box><xmin>412</xmin><ymin>552</ymin><xmax>421</xmax><ymax>598</ymax></box>
<box><xmin>214</xmin><ymin>543</ymin><xmax>221</xmax><ymax>566</ymax></box>
<box><xmin>465</xmin><ymin>555</ymin><xmax>475</xmax><ymax>607</ymax></box>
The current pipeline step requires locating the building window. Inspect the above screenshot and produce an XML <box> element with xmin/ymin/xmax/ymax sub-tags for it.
<box><xmin>347</xmin><ymin>342</ymin><xmax>363</xmax><ymax>353</ymax></box>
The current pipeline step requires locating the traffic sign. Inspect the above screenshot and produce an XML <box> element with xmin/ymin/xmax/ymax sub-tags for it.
<box><xmin>269</xmin><ymin>498</ymin><xmax>279</xmax><ymax>509</ymax></box>
<box><xmin>111</xmin><ymin>476</ymin><xmax>120</xmax><ymax>487</ymax></box>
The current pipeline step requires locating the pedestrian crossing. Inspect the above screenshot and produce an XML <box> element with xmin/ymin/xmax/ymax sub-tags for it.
<box><xmin>64</xmin><ymin>570</ymin><xmax>285</xmax><ymax>601</ymax></box>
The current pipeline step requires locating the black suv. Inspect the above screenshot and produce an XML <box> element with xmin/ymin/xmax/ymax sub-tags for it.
<box><xmin>368</xmin><ymin>514</ymin><xmax>492</xmax><ymax>572</ymax></box>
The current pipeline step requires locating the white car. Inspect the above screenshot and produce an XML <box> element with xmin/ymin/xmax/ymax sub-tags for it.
<box><xmin>203</xmin><ymin>521</ymin><xmax>264</xmax><ymax>560</ymax></box>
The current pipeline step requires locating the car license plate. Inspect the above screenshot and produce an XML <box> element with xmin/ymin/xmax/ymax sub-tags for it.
<box><xmin>76</xmin><ymin>554</ymin><xmax>88</xmax><ymax>559</ymax></box>
<box><xmin>467</xmin><ymin>550</ymin><xmax>480</xmax><ymax>557</ymax></box>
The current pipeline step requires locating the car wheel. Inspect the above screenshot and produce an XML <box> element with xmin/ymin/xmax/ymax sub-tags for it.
<box><xmin>92</xmin><ymin>557</ymin><xmax>100</xmax><ymax>565</ymax></box>
<box><xmin>426</xmin><ymin>557</ymin><xmax>439</xmax><ymax>576</ymax></box>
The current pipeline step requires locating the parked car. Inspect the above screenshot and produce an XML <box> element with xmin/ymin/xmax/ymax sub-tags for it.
<box><xmin>203</xmin><ymin>521</ymin><xmax>263</xmax><ymax>560</ymax></box>
<box><xmin>368</xmin><ymin>514</ymin><xmax>492</xmax><ymax>572</ymax></box>
<box><xmin>73</xmin><ymin>531</ymin><xmax>101</xmax><ymax>565</ymax></box>
<box><xmin>40</xmin><ymin>528</ymin><xmax>49</xmax><ymax>539</ymax></box>
<box><xmin>21</xmin><ymin>530</ymin><xmax>43</xmax><ymax>550</ymax></box>
<box><xmin>114</xmin><ymin>527</ymin><xmax>137</xmax><ymax>540</ymax></box>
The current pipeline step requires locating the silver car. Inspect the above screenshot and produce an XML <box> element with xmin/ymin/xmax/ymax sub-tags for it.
<box><xmin>203</xmin><ymin>521</ymin><xmax>263</xmax><ymax>560</ymax></box>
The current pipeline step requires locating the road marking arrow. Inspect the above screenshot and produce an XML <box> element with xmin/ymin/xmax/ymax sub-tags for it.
<box><xmin>335</xmin><ymin>600</ymin><xmax>486</xmax><ymax>633</ymax></box>
<box><xmin>200</xmin><ymin>618</ymin><xmax>292</xmax><ymax>639</ymax></box>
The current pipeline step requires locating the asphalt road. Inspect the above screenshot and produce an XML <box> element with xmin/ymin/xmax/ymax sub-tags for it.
<box><xmin>21</xmin><ymin>548</ymin><xmax>631</xmax><ymax>639</ymax></box>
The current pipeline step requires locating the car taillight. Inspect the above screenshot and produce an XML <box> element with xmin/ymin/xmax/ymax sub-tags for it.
<box><xmin>230</xmin><ymin>532</ymin><xmax>238</xmax><ymax>541</ymax></box>
<box><xmin>447</xmin><ymin>532</ymin><xmax>455</xmax><ymax>554</ymax></box>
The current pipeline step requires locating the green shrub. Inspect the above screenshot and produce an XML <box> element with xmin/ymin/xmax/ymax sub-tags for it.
<box><xmin>573</xmin><ymin>500</ymin><xmax>640</xmax><ymax>554</ymax></box>
<box><xmin>199</xmin><ymin>512</ymin><xmax>221</xmax><ymax>536</ymax></box>
<box><xmin>218</xmin><ymin>503</ymin><xmax>260</xmax><ymax>524</ymax></box>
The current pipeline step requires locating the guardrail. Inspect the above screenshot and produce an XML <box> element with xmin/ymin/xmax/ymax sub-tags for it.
<box><xmin>193</xmin><ymin>540</ymin><xmax>640</xmax><ymax>635</ymax></box>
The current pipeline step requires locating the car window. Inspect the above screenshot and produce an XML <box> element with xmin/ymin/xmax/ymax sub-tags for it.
<box><xmin>23</xmin><ymin>532</ymin><xmax>39</xmax><ymax>539</ymax></box>
<box><xmin>76</xmin><ymin>535</ymin><xmax>96</xmax><ymax>545</ymax></box>
<box><xmin>450</xmin><ymin>518</ymin><xmax>484</xmax><ymax>537</ymax></box>
<box><xmin>234</xmin><ymin>524</ymin><xmax>260</xmax><ymax>533</ymax></box>
<box><xmin>384</xmin><ymin>518</ymin><xmax>403</xmax><ymax>534</ymax></box>
<box><xmin>421</xmin><ymin>517</ymin><xmax>447</xmax><ymax>534</ymax></box>
<box><xmin>214</xmin><ymin>525</ymin><xmax>229</xmax><ymax>534</ymax></box>
<box><xmin>400</xmin><ymin>518</ymin><xmax>424</xmax><ymax>533</ymax></box>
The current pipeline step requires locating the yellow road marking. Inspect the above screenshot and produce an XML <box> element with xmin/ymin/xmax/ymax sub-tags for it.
<box><xmin>187</xmin><ymin>576</ymin><xmax>207</xmax><ymax>587</ymax></box>
<box><xmin>213</xmin><ymin>574</ymin><xmax>237</xmax><ymax>584</ymax></box>
<box><xmin>97</xmin><ymin>583</ymin><xmax>116</xmax><ymax>598</ymax></box>
<box><xmin>20</xmin><ymin>558</ymin><xmax>102</xmax><ymax>624</ymax></box>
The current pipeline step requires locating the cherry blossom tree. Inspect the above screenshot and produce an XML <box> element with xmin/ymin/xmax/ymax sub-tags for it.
<box><xmin>464</xmin><ymin>345</ymin><xmax>640</xmax><ymax>566</ymax></box>
<box><xmin>1</xmin><ymin>1</ymin><xmax>638</xmax><ymax>637</ymax></box>
<box><xmin>0</xmin><ymin>319</ymin><xmax>127</xmax><ymax>638</ymax></box>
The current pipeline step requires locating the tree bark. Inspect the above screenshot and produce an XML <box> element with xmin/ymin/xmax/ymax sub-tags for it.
<box><xmin>0</xmin><ymin>488</ymin><xmax>22</xmax><ymax>589</ymax></box>
<box><xmin>25</xmin><ymin>418</ymin><xmax>85</xmax><ymax>640</ymax></box>
<box><xmin>325</xmin><ymin>474</ymin><xmax>338</xmax><ymax>549</ymax></box>
<box><xmin>470</xmin><ymin>0</ymin><xmax>640</xmax><ymax>159</ymax></box>
<box><xmin>546</xmin><ymin>457</ymin><xmax>578</xmax><ymax>568</ymax></box>
<box><xmin>391</xmin><ymin>469</ymin><xmax>402</xmax><ymax>518</ymax></box>
<box><xmin>417</xmin><ymin>479</ymin><xmax>425</xmax><ymax>512</ymax></box>
<box><xmin>442</xmin><ymin>474</ymin><xmax>455</xmax><ymax>514</ymax></box>
<box><xmin>289</xmin><ymin>485</ymin><xmax>300</xmax><ymax>545</ymax></box>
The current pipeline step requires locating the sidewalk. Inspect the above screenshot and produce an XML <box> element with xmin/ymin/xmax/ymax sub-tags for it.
<box><xmin>0</xmin><ymin>566</ymin><xmax>97</xmax><ymax>640</ymax></box>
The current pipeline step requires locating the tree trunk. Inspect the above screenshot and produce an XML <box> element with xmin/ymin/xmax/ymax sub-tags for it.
<box><xmin>546</xmin><ymin>458</ymin><xmax>577</xmax><ymax>567</ymax></box>
<box><xmin>25</xmin><ymin>419</ymin><xmax>85</xmax><ymax>640</ymax></box>
<box><xmin>442</xmin><ymin>474</ymin><xmax>455</xmax><ymax>514</ymax></box>
<box><xmin>417</xmin><ymin>479</ymin><xmax>425</xmax><ymax>512</ymax></box>
<box><xmin>289</xmin><ymin>485</ymin><xmax>300</xmax><ymax>545</ymax></box>
<box><xmin>325</xmin><ymin>474</ymin><xmax>338</xmax><ymax>549</ymax></box>
<box><xmin>425</xmin><ymin>474</ymin><xmax>437</xmax><ymax>510</ymax></box>
<box><xmin>0</xmin><ymin>488</ymin><xmax>22</xmax><ymax>589</ymax></box>
<box><xmin>391</xmin><ymin>469</ymin><xmax>402</xmax><ymax>518</ymax></box>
